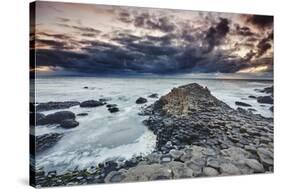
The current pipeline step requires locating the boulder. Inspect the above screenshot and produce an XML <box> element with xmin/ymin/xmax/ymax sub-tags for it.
<box><xmin>203</xmin><ymin>167</ymin><xmax>219</xmax><ymax>176</ymax></box>
<box><xmin>80</xmin><ymin>100</ymin><xmax>105</xmax><ymax>107</ymax></box>
<box><xmin>257</xmin><ymin>148</ymin><xmax>273</xmax><ymax>166</ymax></box>
<box><xmin>60</xmin><ymin>119</ymin><xmax>79</xmax><ymax>129</ymax></box>
<box><xmin>36</xmin><ymin>133</ymin><xmax>63</xmax><ymax>153</ymax></box>
<box><xmin>136</xmin><ymin>97</ymin><xmax>148</xmax><ymax>104</ymax></box>
<box><xmin>37</xmin><ymin>111</ymin><xmax>76</xmax><ymax>125</ymax></box>
<box><xmin>235</xmin><ymin>101</ymin><xmax>252</xmax><ymax>107</ymax></box>
<box><xmin>257</xmin><ymin>96</ymin><xmax>273</xmax><ymax>104</ymax></box>
<box><xmin>36</xmin><ymin>101</ymin><xmax>80</xmax><ymax>112</ymax></box>
<box><xmin>245</xmin><ymin>159</ymin><xmax>264</xmax><ymax>173</ymax></box>
<box><xmin>219</xmin><ymin>163</ymin><xmax>240</xmax><ymax>175</ymax></box>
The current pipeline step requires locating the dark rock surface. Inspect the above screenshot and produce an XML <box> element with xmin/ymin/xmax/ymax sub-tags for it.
<box><xmin>235</xmin><ymin>101</ymin><xmax>252</xmax><ymax>107</ymax></box>
<box><xmin>248</xmin><ymin>95</ymin><xmax>256</xmax><ymax>99</ymax></box>
<box><xmin>77</xmin><ymin>113</ymin><xmax>88</xmax><ymax>116</ymax></box>
<box><xmin>80</xmin><ymin>100</ymin><xmax>105</xmax><ymax>108</ymax></box>
<box><xmin>108</xmin><ymin>107</ymin><xmax>119</xmax><ymax>113</ymax></box>
<box><xmin>36</xmin><ymin>101</ymin><xmax>80</xmax><ymax>112</ymax></box>
<box><xmin>37</xmin><ymin>111</ymin><xmax>76</xmax><ymax>125</ymax></box>
<box><xmin>257</xmin><ymin>96</ymin><xmax>273</xmax><ymax>104</ymax></box>
<box><xmin>36</xmin><ymin>133</ymin><xmax>63</xmax><ymax>153</ymax></box>
<box><xmin>60</xmin><ymin>119</ymin><xmax>79</xmax><ymax>129</ymax></box>
<box><xmin>136</xmin><ymin>97</ymin><xmax>148</xmax><ymax>104</ymax></box>
<box><xmin>148</xmin><ymin>93</ymin><xmax>159</xmax><ymax>98</ymax></box>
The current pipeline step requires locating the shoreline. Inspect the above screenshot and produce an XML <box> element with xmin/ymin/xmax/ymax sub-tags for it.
<box><xmin>32</xmin><ymin>83</ymin><xmax>273</xmax><ymax>187</ymax></box>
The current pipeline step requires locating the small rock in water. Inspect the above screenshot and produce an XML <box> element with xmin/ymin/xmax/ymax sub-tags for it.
<box><xmin>80</xmin><ymin>100</ymin><xmax>105</xmax><ymax>107</ymax></box>
<box><xmin>108</xmin><ymin>107</ymin><xmax>119</xmax><ymax>113</ymax></box>
<box><xmin>248</xmin><ymin>95</ymin><xmax>256</xmax><ymax>99</ymax></box>
<box><xmin>60</xmin><ymin>119</ymin><xmax>79</xmax><ymax>129</ymax></box>
<box><xmin>83</xmin><ymin>86</ymin><xmax>88</xmax><ymax>89</ymax></box>
<box><xmin>77</xmin><ymin>113</ymin><xmax>88</xmax><ymax>116</ymax></box>
<box><xmin>136</xmin><ymin>97</ymin><xmax>148</xmax><ymax>104</ymax></box>
<box><xmin>257</xmin><ymin>96</ymin><xmax>273</xmax><ymax>104</ymax></box>
<box><xmin>235</xmin><ymin>101</ymin><xmax>252</xmax><ymax>107</ymax></box>
<box><xmin>148</xmin><ymin>93</ymin><xmax>158</xmax><ymax>98</ymax></box>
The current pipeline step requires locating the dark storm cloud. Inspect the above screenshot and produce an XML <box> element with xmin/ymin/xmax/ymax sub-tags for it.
<box><xmin>36</xmin><ymin>28</ymin><xmax>253</xmax><ymax>75</ymax></box>
<box><xmin>203</xmin><ymin>18</ymin><xmax>230</xmax><ymax>53</ymax></box>
<box><xmin>243</xmin><ymin>15</ymin><xmax>273</xmax><ymax>29</ymax></box>
<box><xmin>36</xmin><ymin>39</ymin><xmax>66</xmax><ymax>49</ymax></box>
<box><xmin>256</xmin><ymin>31</ymin><xmax>273</xmax><ymax>58</ymax></box>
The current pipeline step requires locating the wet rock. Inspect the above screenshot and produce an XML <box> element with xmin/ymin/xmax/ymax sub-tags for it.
<box><xmin>136</xmin><ymin>97</ymin><xmax>148</xmax><ymax>104</ymax></box>
<box><xmin>99</xmin><ymin>97</ymin><xmax>112</xmax><ymax>102</ymax></box>
<box><xmin>203</xmin><ymin>167</ymin><xmax>219</xmax><ymax>176</ymax></box>
<box><xmin>77</xmin><ymin>113</ymin><xmax>88</xmax><ymax>116</ymax></box>
<box><xmin>245</xmin><ymin>159</ymin><xmax>264</xmax><ymax>173</ymax></box>
<box><xmin>108</xmin><ymin>107</ymin><xmax>119</xmax><ymax>113</ymax></box>
<box><xmin>261</xmin><ymin>86</ymin><xmax>273</xmax><ymax>94</ymax></box>
<box><xmin>235</xmin><ymin>101</ymin><xmax>252</xmax><ymax>107</ymax></box>
<box><xmin>270</xmin><ymin>106</ymin><xmax>273</xmax><ymax>112</ymax></box>
<box><xmin>36</xmin><ymin>133</ymin><xmax>63</xmax><ymax>153</ymax></box>
<box><xmin>83</xmin><ymin>86</ymin><xmax>88</xmax><ymax>89</ymax></box>
<box><xmin>80</xmin><ymin>100</ymin><xmax>105</xmax><ymax>107</ymax></box>
<box><xmin>248</xmin><ymin>95</ymin><xmax>256</xmax><ymax>99</ymax></box>
<box><xmin>36</xmin><ymin>101</ymin><xmax>80</xmax><ymax>112</ymax></box>
<box><xmin>257</xmin><ymin>96</ymin><xmax>273</xmax><ymax>104</ymax></box>
<box><xmin>148</xmin><ymin>93</ymin><xmax>158</xmax><ymax>98</ymax></box>
<box><xmin>37</xmin><ymin>111</ymin><xmax>76</xmax><ymax>125</ymax></box>
<box><xmin>60</xmin><ymin>119</ymin><xmax>79</xmax><ymax>129</ymax></box>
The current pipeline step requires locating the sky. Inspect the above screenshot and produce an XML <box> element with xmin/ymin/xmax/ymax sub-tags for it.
<box><xmin>30</xmin><ymin>1</ymin><xmax>274</xmax><ymax>76</ymax></box>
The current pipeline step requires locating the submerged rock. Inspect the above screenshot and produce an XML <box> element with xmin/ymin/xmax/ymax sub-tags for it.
<box><xmin>80</xmin><ymin>100</ymin><xmax>105</xmax><ymax>107</ymax></box>
<box><xmin>60</xmin><ymin>119</ymin><xmax>79</xmax><ymax>129</ymax></box>
<box><xmin>36</xmin><ymin>101</ymin><xmax>80</xmax><ymax>112</ymax></box>
<box><xmin>77</xmin><ymin>113</ymin><xmax>88</xmax><ymax>116</ymax></box>
<box><xmin>235</xmin><ymin>101</ymin><xmax>252</xmax><ymax>107</ymax></box>
<box><xmin>148</xmin><ymin>93</ymin><xmax>159</xmax><ymax>98</ymax></box>
<box><xmin>136</xmin><ymin>97</ymin><xmax>148</xmax><ymax>104</ymax></box>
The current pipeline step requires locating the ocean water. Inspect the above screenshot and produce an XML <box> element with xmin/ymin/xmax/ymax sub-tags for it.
<box><xmin>34</xmin><ymin>76</ymin><xmax>273</xmax><ymax>174</ymax></box>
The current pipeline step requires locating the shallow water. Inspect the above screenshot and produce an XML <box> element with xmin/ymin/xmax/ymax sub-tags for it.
<box><xmin>34</xmin><ymin>76</ymin><xmax>273</xmax><ymax>173</ymax></box>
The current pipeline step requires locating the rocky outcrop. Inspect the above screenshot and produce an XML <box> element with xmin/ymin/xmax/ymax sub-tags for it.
<box><xmin>80</xmin><ymin>100</ymin><xmax>105</xmax><ymax>108</ymax></box>
<box><xmin>36</xmin><ymin>101</ymin><xmax>80</xmax><ymax>112</ymax></box>
<box><xmin>36</xmin><ymin>133</ymin><xmax>63</xmax><ymax>153</ymax></box>
<box><xmin>34</xmin><ymin>83</ymin><xmax>273</xmax><ymax>187</ymax></box>
<box><xmin>36</xmin><ymin>111</ymin><xmax>76</xmax><ymax>125</ymax></box>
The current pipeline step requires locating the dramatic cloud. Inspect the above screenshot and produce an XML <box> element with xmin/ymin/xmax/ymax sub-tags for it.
<box><xmin>32</xmin><ymin>2</ymin><xmax>274</xmax><ymax>75</ymax></box>
<box><xmin>243</xmin><ymin>15</ymin><xmax>273</xmax><ymax>29</ymax></box>
<box><xmin>203</xmin><ymin>18</ymin><xmax>230</xmax><ymax>53</ymax></box>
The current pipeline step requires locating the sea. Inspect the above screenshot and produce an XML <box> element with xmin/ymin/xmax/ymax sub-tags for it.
<box><xmin>33</xmin><ymin>73</ymin><xmax>273</xmax><ymax>174</ymax></box>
